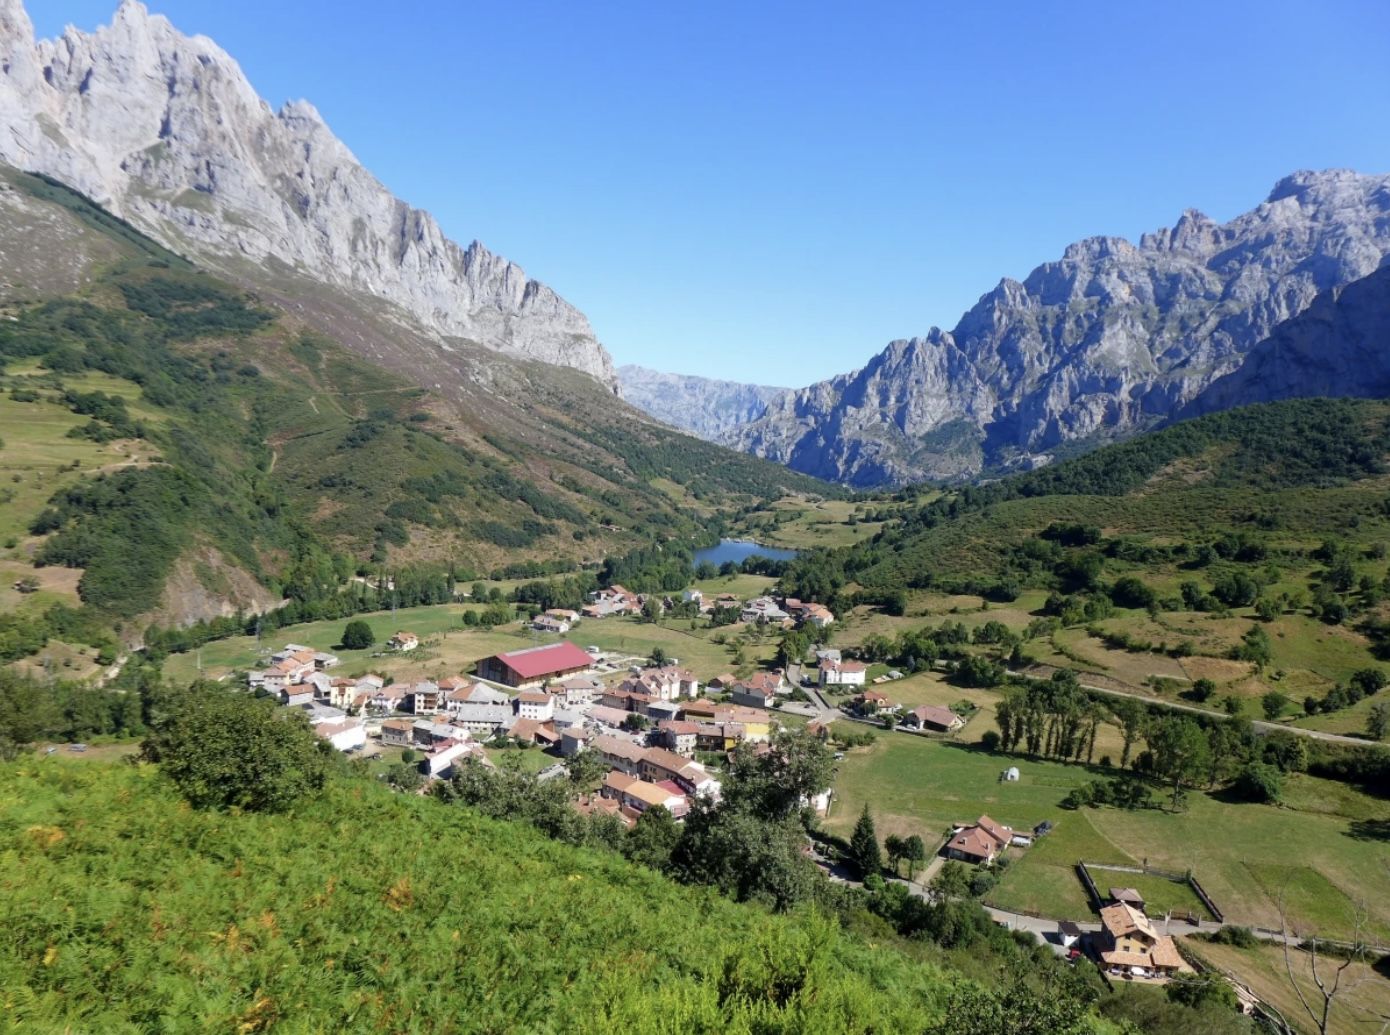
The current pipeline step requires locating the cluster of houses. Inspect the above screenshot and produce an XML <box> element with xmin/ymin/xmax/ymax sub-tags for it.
<box><xmin>249</xmin><ymin>640</ymin><xmax>797</xmax><ymax>830</ymax></box>
<box><xmin>844</xmin><ymin>684</ymin><xmax>967</xmax><ymax>733</ymax></box>
<box><xmin>574</xmin><ymin>584</ymin><xmax>837</xmax><ymax>632</ymax></box>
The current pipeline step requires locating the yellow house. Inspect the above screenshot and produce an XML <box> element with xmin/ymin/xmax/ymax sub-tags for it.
<box><xmin>1097</xmin><ymin>903</ymin><xmax>1186</xmax><ymax>976</ymax></box>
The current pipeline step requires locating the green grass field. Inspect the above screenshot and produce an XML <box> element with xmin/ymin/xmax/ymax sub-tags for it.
<box><xmin>827</xmin><ymin>735</ymin><xmax>1390</xmax><ymax>941</ymax></box>
<box><xmin>161</xmin><ymin>603</ymin><xmax>784</xmax><ymax>686</ymax></box>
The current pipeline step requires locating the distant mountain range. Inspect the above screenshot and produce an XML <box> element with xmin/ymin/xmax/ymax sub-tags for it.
<box><xmin>617</xmin><ymin>366</ymin><xmax>787</xmax><ymax>444</ymax></box>
<box><xmin>624</xmin><ymin>171</ymin><xmax>1390</xmax><ymax>487</ymax></box>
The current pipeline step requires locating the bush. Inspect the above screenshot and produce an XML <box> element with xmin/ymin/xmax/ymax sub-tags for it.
<box><xmin>1231</xmin><ymin>761</ymin><xmax>1283</xmax><ymax>803</ymax></box>
<box><xmin>141</xmin><ymin>691</ymin><xmax>329</xmax><ymax>812</ymax></box>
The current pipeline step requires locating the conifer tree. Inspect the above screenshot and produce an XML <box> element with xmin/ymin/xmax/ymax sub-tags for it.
<box><xmin>848</xmin><ymin>804</ymin><xmax>882</xmax><ymax>879</ymax></box>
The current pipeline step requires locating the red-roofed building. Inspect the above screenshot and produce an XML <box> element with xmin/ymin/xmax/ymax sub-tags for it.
<box><xmin>946</xmin><ymin>814</ymin><xmax>1013</xmax><ymax>865</ymax></box>
<box><xmin>477</xmin><ymin>641</ymin><xmax>592</xmax><ymax>689</ymax></box>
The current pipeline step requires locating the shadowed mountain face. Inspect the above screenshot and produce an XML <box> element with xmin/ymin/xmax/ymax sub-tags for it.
<box><xmin>0</xmin><ymin>0</ymin><xmax>616</xmax><ymax>388</ymax></box>
<box><xmin>1183</xmin><ymin>264</ymin><xmax>1390</xmax><ymax>418</ymax></box>
<box><xmin>617</xmin><ymin>365</ymin><xmax>788</xmax><ymax>443</ymax></box>
<box><xmin>726</xmin><ymin>171</ymin><xmax>1390</xmax><ymax>487</ymax></box>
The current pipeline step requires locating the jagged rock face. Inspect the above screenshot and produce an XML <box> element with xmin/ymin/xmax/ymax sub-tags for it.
<box><xmin>732</xmin><ymin>170</ymin><xmax>1390</xmax><ymax>486</ymax></box>
<box><xmin>617</xmin><ymin>365</ymin><xmax>788</xmax><ymax>443</ymax></box>
<box><xmin>0</xmin><ymin>0</ymin><xmax>616</xmax><ymax>387</ymax></box>
<box><xmin>1183</xmin><ymin>265</ymin><xmax>1390</xmax><ymax>418</ymax></box>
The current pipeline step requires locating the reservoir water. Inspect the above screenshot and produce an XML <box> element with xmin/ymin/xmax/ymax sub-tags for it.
<box><xmin>693</xmin><ymin>538</ymin><xmax>799</xmax><ymax>567</ymax></box>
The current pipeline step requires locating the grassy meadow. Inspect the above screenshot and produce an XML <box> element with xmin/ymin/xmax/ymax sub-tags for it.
<box><xmin>161</xmin><ymin>602</ymin><xmax>784</xmax><ymax>686</ymax></box>
<box><xmin>825</xmin><ymin>734</ymin><xmax>1390</xmax><ymax>943</ymax></box>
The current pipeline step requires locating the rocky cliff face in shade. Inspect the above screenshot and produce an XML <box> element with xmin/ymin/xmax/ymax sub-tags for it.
<box><xmin>1182</xmin><ymin>264</ymin><xmax>1390</xmax><ymax>419</ymax></box>
<box><xmin>617</xmin><ymin>365</ymin><xmax>788</xmax><ymax>443</ymax></box>
<box><xmin>732</xmin><ymin>170</ymin><xmax>1390</xmax><ymax>486</ymax></box>
<box><xmin>0</xmin><ymin>0</ymin><xmax>616</xmax><ymax>387</ymax></box>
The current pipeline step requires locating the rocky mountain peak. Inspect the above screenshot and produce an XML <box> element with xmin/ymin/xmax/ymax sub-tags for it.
<box><xmin>731</xmin><ymin>168</ymin><xmax>1390</xmax><ymax>486</ymax></box>
<box><xmin>0</xmin><ymin>0</ymin><xmax>616</xmax><ymax>387</ymax></box>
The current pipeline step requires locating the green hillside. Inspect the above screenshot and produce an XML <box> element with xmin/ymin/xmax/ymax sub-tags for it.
<box><xmin>771</xmin><ymin>399</ymin><xmax>1390</xmax><ymax>735</ymax></box>
<box><xmin>0</xmin><ymin>759</ymin><xmax>958</xmax><ymax>1033</ymax></box>
<box><xmin>0</xmin><ymin>168</ymin><xmax>833</xmax><ymax>657</ymax></box>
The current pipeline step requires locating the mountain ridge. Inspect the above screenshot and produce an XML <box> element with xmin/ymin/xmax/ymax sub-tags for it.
<box><xmin>617</xmin><ymin>364</ymin><xmax>788</xmax><ymax>443</ymax></box>
<box><xmin>727</xmin><ymin>169</ymin><xmax>1390</xmax><ymax>486</ymax></box>
<box><xmin>0</xmin><ymin>0</ymin><xmax>618</xmax><ymax>387</ymax></box>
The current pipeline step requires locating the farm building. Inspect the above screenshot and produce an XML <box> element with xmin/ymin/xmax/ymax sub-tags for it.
<box><xmin>477</xmin><ymin>641</ymin><xmax>593</xmax><ymax>689</ymax></box>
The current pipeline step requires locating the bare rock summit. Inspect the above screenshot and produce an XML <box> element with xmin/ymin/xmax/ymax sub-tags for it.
<box><xmin>0</xmin><ymin>0</ymin><xmax>616</xmax><ymax>387</ymax></box>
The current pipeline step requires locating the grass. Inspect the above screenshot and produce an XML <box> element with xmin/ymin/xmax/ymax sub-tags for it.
<box><xmin>735</xmin><ymin>497</ymin><xmax>889</xmax><ymax>550</ymax></box>
<box><xmin>827</xmin><ymin>735</ymin><xmax>1390</xmax><ymax>941</ymax></box>
<box><xmin>161</xmin><ymin>603</ymin><xmax>506</xmax><ymax>683</ymax></box>
<box><xmin>1191</xmin><ymin>940</ymin><xmax>1390</xmax><ymax>1035</ymax></box>
<box><xmin>161</xmin><ymin>603</ymin><xmax>785</xmax><ymax>687</ymax></box>
<box><xmin>689</xmin><ymin>572</ymin><xmax>778</xmax><ymax>600</ymax></box>
<box><xmin>1081</xmin><ymin>869</ymin><xmax>1214</xmax><ymax>921</ymax></box>
<box><xmin>0</xmin><ymin>759</ymin><xmax>958</xmax><ymax>1032</ymax></box>
<box><xmin>559</xmin><ymin>616</ymin><xmax>779</xmax><ymax>679</ymax></box>
<box><xmin>0</xmin><ymin>377</ymin><xmax>159</xmax><ymax>548</ymax></box>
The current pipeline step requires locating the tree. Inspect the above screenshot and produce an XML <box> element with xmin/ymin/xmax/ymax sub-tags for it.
<box><xmin>340</xmin><ymin>619</ymin><xmax>375</xmax><ymax>650</ymax></box>
<box><xmin>721</xmin><ymin>729</ymin><xmax>834</xmax><ymax>820</ymax></box>
<box><xmin>1189</xmin><ymin>678</ymin><xmax>1217</xmax><ymax>703</ymax></box>
<box><xmin>641</xmin><ymin>598</ymin><xmax>662</xmax><ymax>624</ymax></box>
<box><xmin>1277</xmin><ymin>893</ymin><xmax>1388</xmax><ymax>1035</ymax></box>
<box><xmin>1110</xmin><ymin>576</ymin><xmax>1157</xmax><ymax>610</ymax></box>
<box><xmin>884</xmin><ymin>834</ymin><xmax>906</xmax><ymax>876</ymax></box>
<box><xmin>902</xmin><ymin>834</ymin><xmax>927</xmax><ymax>880</ymax></box>
<box><xmin>1146</xmin><ymin>717</ymin><xmax>1210</xmax><ymax>811</ymax></box>
<box><xmin>848</xmin><ymin>805</ymin><xmax>882</xmax><ymax>879</ymax></box>
<box><xmin>0</xmin><ymin>671</ymin><xmax>60</xmax><ymax>759</ymax></box>
<box><xmin>1262</xmin><ymin>690</ymin><xmax>1290</xmax><ymax>721</ymax></box>
<box><xmin>565</xmin><ymin>748</ymin><xmax>607</xmax><ymax>790</ymax></box>
<box><xmin>931</xmin><ymin>859</ymin><xmax>972</xmax><ymax>899</ymax></box>
<box><xmin>649</xmin><ymin>646</ymin><xmax>668</xmax><ymax>667</ymax></box>
<box><xmin>1350</xmin><ymin>668</ymin><xmax>1387</xmax><ymax>696</ymax></box>
<box><xmin>623</xmin><ymin>805</ymin><xmax>680</xmax><ymax>871</ymax></box>
<box><xmin>1368</xmin><ymin>701</ymin><xmax>1390</xmax><ymax>742</ymax></box>
<box><xmin>141</xmin><ymin>691</ymin><xmax>329</xmax><ymax>812</ymax></box>
<box><xmin>1166</xmin><ymin>972</ymin><xmax>1238</xmax><ymax>1011</ymax></box>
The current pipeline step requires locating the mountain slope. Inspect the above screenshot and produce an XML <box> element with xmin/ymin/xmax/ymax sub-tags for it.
<box><xmin>0</xmin><ymin>0</ymin><xmax>615</xmax><ymax>386</ymax></box>
<box><xmin>732</xmin><ymin>170</ymin><xmax>1390</xmax><ymax>487</ymax></box>
<box><xmin>0</xmin><ymin>167</ymin><xmax>831</xmax><ymax>640</ymax></box>
<box><xmin>617</xmin><ymin>364</ymin><xmax>788</xmax><ymax>443</ymax></box>
<box><xmin>1184</xmin><ymin>264</ymin><xmax>1390</xmax><ymax>418</ymax></box>
<box><xmin>828</xmin><ymin>396</ymin><xmax>1390</xmax><ymax>590</ymax></box>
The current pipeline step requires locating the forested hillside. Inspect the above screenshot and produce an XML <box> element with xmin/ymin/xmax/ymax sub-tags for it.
<box><xmin>0</xmin><ymin>167</ymin><xmax>832</xmax><ymax>656</ymax></box>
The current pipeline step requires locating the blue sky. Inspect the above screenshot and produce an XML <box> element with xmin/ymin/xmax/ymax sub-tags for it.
<box><xmin>31</xmin><ymin>0</ymin><xmax>1390</xmax><ymax>386</ymax></box>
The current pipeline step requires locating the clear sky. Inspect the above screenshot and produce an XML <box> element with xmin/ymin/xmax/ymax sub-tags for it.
<box><xmin>30</xmin><ymin>0</ymin><xmax>1390</xmax><ymax>386</ymax></box>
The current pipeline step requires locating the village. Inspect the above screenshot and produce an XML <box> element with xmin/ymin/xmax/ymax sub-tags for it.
<box><xmin>241</xmin><ymin>581</ymin><xmax>1218</xmax><ymax>993</ymax></box>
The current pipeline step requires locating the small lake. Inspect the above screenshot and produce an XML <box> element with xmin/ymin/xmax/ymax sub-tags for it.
<box><xmin>694</xmin><ymin>538</ymin><xmax>799</xmax><ymax>567</ymax></box>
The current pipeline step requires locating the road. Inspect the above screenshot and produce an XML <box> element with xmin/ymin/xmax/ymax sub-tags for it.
<box><xmin>1072</xmin><ymin>678</ymin><xmax>1371</xmax><ymax>746</ymax></box>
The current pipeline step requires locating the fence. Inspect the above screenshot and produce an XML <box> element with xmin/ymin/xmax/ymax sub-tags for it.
<box><xmin>1077</xmin><ymin>860</ymin><xmax>1226</xmax><ymax>923</ymax></box>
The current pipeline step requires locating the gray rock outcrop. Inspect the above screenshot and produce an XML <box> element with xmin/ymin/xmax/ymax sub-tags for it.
<box><xmin>732</xmin><ymin>170</ymin><xmax>1390</xmax><ymax>486</ymax></box>
<box><xmin>0</xmin><ymin>0</ymin><xmax>616</xmax><ymax>386</ymax></box>
<box><xmin>617</xmin><ymin>365</ymin><xmax>788</xmax><ymax>443</ymax></box>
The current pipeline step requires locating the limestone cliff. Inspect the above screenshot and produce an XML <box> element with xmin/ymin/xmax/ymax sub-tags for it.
<box><xmin>0</xmin><ymin>0</ymin><xmax>616</xmax><ymax>386</ymax></box>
